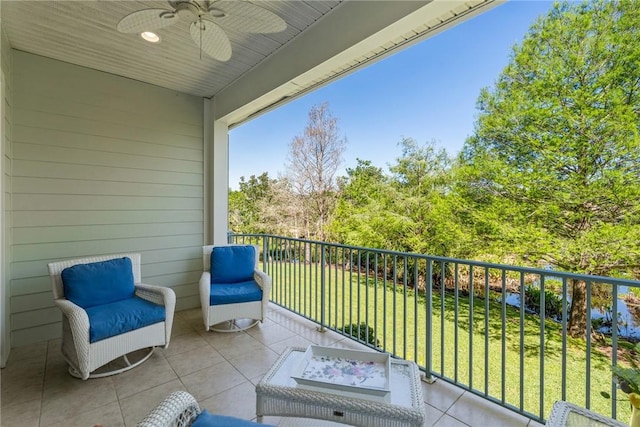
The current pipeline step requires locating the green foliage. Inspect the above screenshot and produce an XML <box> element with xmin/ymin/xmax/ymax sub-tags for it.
<box><xmin>229</xmin><ymin>173</ymin><xmax>276</xmax><ymax>233</ymax></box>
<box><xmin>337</xmin><ymin>322</ymin><xmax>380</xmax><ymax>347</ymax></box>
<box><xmin>601</xmin><ymin>342</ymin><xmax>640</xmax><ymax>399</ymax></box>
<box><xmin>524</xmin><ymin>285</ymin><xmax>563</xmax><ymax>319</ymax></box>
<box><xmin>329</xmin><ymin>159</ymin><xmax>408</xmax><ymax>250</ymax></box>
<box><xmin>459</xmin><ymin>0</ymin><xmax>640</xmax><ymax>278</ymax></box>
<box><xmin>328</xmin><ymin>140</ymin><xmax>470</xmax><ymax>259</ymax></box>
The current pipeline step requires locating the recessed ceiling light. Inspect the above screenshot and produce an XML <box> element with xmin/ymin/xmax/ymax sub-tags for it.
<box><xmin>140</xmin><ymin>31</ymin><xmax>160</xmax><ymax>43</ymax></box>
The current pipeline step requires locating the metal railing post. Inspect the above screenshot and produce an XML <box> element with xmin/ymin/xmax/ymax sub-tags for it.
<box><xmin>424</xmin><ymin>259</ymin><xmax>434</xmax><ymax>383</ymax></box>
<box><xmin>317</xmin><ymin>242</ymin><xmax>327</xmax><ymax>332</ymax></box>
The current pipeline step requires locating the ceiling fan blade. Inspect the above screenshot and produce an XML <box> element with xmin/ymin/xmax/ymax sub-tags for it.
<box><xmin>117</xmin><ymin>9</ymin><xmax>179</xmax><ymax>34</ymax></box>
<box><xmin>190</xmin><ymin>20</ymin><xmax>232</xmax><ymax>61</ymax></box>
<box><xmin>208</xmin><ymin>1</ymin><xmax>286</xmax><ymax>34</ymax></box>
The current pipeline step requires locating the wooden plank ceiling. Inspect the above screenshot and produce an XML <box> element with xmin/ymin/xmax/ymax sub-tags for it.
<box><xmin>2</xmin><ymin>0</ymin><xmax>341</xmax><ymax>97</ymax></box>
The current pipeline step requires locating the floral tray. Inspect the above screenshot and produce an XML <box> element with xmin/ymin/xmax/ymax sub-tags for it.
<box><xmin>291</xmin><ymin>345</ymin><xmax>390</xmax><ymax>397</ymax></box>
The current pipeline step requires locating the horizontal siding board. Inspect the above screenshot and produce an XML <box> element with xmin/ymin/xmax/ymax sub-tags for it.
<box><xmin>145</xmin><ymin>271</ymin><xmax>201</xmax><ymax>288</ymax></box>
<box><xmin>171</xmin><ymin>283</ymin><xmax>199</xmax><ymax>299</ymax></box>
<box><xmin>14</xmin><ymin>232</ymin><xmax>204</xmax><ymax>262</ymax></box>
<box><xmin>12</xmin><ymin>323</ymin><xmax>62</xmax><ymax>347</ymax></box>
<box><xmin>144</xmin><ymin>259</ymin><xmax>201</xmax><ymax>277</ymax></box>
<box><xmin>14</xmin><ymin>222</ymin><xmax>203</xmax><ymax>245</ymax></box>
<box><xmin>12</xmin><ymin>210</ymin><xmax>203</xmax><ymax>227</ymax></box>
<box><xmin>176</xmin><ymin>296</ymin><xmax>199</xmax><ymax>312</ymax></box>
<box><xmin>14</xmin><ymin>110</ymin><xmax>202</xmax><ymax>149</ymax></box>
<box><xmin>12</xmin><ymin>307</ymin><xmax>61</xmax><ymax>330</ymax></box>
<box><xmin>141</xmin><ymin>247</ymin><xmax>202</xmax><ymax>264</ymax></box>
<box><xmin>13</xmin><ymin>160</ymin><xmax>202</xmax><ymax>186</ymax></box>
<box><xmin>14</xmin><ymin>127</ymin><xmax>202</xmax><ymax>161</ymax></box>
<box><xmin>11</xmin><ymin>276</ymin><xmax>50</xmax><ymax>295</ymax></box>
<box><xmin>13</xmin><ymin>177</ymin><xmax>202</xmax><ymax>198</ymax></box>
<box><xmin>12</xmin><ymin>194</ymin><xmax>203</xmax><ymax>211</ymax></box>
<box><xmin>12</xmin><ymin>291</ymin><xmax>54</xmax><ymax>313</ymax></box>
<box><xmin>14</xmin><ymin>51</ymin><xmax>204</xmax><ymax>123</ymax></box>
<box><xmin>13</xmin><ymin>142</ymin><xmax>202</xmax><ymax>173</ymax></box>
<box><xmin>16</xmin><ymin>92</ymin><xmax>202</xmax><ymax>138</ymax></box>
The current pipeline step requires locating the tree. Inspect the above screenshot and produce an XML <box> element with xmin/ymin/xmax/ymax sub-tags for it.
<box><xmin>286</xmin><ymin>102</ymin><xmax>347</xmax><ymax>240</ymax></box>
<box><xmin>256</xmin><ymin>176</ymin><xmax>305</xmax><ymax>237</ymax></box>
<box><xmin>460</xmin><ymin>0</ymin><xmax>640</xmax><ymax>338</ymax></box>
<box><xmin>329</xmin><ymin>139</ymin><xmax>468</xmax><ymax>258</ymax></box>
<box><xmin>388</xmin><ymin>138</ymin><xmax>459</xmax><ymax>256</ymax></box>
<box><xmin>228</xmin><ymin>173</ymin><xmax>275</xmax><ymax>233</ymax></box>
<box><xmin>328</xmin><ymin>159</ymin><xmax>404</xmax><ymax>249</ymax></box>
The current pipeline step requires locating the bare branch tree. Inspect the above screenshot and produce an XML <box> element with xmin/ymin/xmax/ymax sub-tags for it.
<box><xmin>286</xmin><ymin>102</ymin><xmax>347</xmax><ymax>240</ymax></box>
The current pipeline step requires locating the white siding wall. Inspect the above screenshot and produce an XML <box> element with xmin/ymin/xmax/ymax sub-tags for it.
<box><xmin>11</xmin><ymin>51</ymin><xmax>204</xmax><ymax>347</ymax></box>
<box><xmin>1</xmin><ymin>15</ymin><xmax>14</xmax><ymax>366</ymax></box>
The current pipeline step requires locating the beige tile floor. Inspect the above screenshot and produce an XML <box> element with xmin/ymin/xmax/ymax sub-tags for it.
<box><xmin>0</xmin><ymin>304</ymin><xmax>545</xmax><ymax>427</ymax></box>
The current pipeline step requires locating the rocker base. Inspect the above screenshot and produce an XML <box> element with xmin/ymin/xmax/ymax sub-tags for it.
<box><xmin>68</xmin><ymin>347</ymin><xmax>156</xmax><ymax>379</ymax></box>
<box><xmin>210</xmin><ymin>319</ymin><xmax>259</xmax><ymax>333</ymax></box>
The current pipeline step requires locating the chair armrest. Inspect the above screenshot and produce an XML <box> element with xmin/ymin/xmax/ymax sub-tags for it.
<box><xmin>254</xmin><ymin>269</ymin><xmax>272</xmax><ymax>307</ymax></box>
<box><xmin>135</xmin><ymin>283</ymin><xmax>176</xmax><ymax>308</ymax></box>
<box><xmin>253</xmin><ymin>269</ymin><xmax>270</xmax><ymax>289</ymax></box>
<box><xmin>199</xmin><ymin>272</ymin><xmax>211</xmax><ymax>298</ymax></box>
<box><xmin>135</xmin><ymin>283</ymin><xmax>176</xmax><ymax>347</ymax></box>
<box><xmin>136</xmin><ymin>391</ymin><xmax>201</xmax><ymax>427</ymax></box>
<box><xmin>54</xmin><ymin>298</ymin><xmax>90</xmax><ymax>342</ymax></box>
<box><xmin>53</xmin><ymin>298</ymin><xmax>91</xmax><ymax>376</ymax></box>
<box><xmin>199</xmin><ymin>272</ymin><xmax>211</xmax><ymax>330</ymax></box>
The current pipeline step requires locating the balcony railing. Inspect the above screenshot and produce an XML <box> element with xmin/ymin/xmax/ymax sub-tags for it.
<box><xmin>228</xmin><ymin>233</ymin><xmax>640</xmax><ymax>424</ymax></box>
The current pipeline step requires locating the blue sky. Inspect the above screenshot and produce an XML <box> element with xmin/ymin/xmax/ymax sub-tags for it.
<box><xmin>229</xmin><ymin>1</ymin><xmax>554</xmax><ymax>189</ymax></box>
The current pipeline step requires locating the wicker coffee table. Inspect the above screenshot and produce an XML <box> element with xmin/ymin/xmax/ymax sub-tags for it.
<box><xmin>546</xmin><ymin>401</ymin><xmax>627</xmax><ymax>427</ymax></box>
<box><xmin>255</xmin><ymin>346</ymin><xmax>425</xmax><ymax>427</ymax></box>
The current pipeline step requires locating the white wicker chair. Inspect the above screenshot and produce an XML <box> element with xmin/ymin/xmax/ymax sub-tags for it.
<box><xmin>137</xmin><ymin>391</ymin><xmax>200</xmax><ymax>427</ymax></box>
<box><xmin>199</xmin><ymin>244</ymin><xmax>271</xmax><ymax>332</ymax></box>
<box><xmin>48</xmin><ymin>253</ymin><xmax>176</xmax><ymax>380</ymax></box>
<box><xmin>137</xmin><ymin>391</ymin><xmax>276</xmax><ymax>427</ymax></box>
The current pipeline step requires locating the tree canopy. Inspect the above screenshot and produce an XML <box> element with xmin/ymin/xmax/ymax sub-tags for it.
<box><xmin>459</xmin><ymin>0</ymin><xmax>640</xmax><ymax>336</ymax></box>
<box><xmin>461</xmin><ymin>0</ymin><xmax>640</xmax><ymax>276</ymax></box>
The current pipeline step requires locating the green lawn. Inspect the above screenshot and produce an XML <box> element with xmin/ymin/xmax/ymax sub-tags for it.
<box><xmin>265</xmin><ymin>260</ymin><xmax>631</xmax><ymax>422</ymax></box>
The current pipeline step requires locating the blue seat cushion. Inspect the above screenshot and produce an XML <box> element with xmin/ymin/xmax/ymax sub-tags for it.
<box><xmin>191</xmin><ymin>410</ymin><xmax>275</xmax><ymax>427</ymax></box>
<box><xmin>85</xmin><ymin>296</ymin><xmax>165</xmax><ymax>343</ymax></box>
<box><xmin>210</xmin><ymin>245</ymin><xmax>255</xmax><ymax>284</ymax></box>
<box><xmin>209</xmin><ymin>280</ymin><xmax>262</xmax><ymax>306</ymax></box>
<box><xmin>62</xmin><ymin>257</ymin><xmax>135</xmax><ymax>309</ymax></box>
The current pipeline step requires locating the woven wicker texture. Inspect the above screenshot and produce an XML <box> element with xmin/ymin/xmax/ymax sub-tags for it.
<box><xmin>546</xmin><ymin>401</ymin><xmax>627</xmax><ymax>426</ymax></box>
<box><xmin>256</xmin><ymin>347</ymin><xmax>425</xmax><ymax>427</ymax></box>
<box><xmin>199</xmin><ymin>244</ymin><xmax>271</xmax><ymax>331</ymax></box>
<box><xmin>48</xmin><ymin>253</ymin><xmax>176</xmax><ymax>379</ymax></box>
<box><xmin>136</xmin><ymin>391</ymin><xmax>200</xmax><ymax>427</ymax></box>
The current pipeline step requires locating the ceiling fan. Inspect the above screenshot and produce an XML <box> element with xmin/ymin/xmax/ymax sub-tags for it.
<box><xmin>116</xmin><ymin>0</ymin><xmax>287</xmax><ymax>61</ymax></box>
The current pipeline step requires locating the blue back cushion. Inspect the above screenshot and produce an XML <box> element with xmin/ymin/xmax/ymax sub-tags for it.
<box><xmin>192</xmin><ymin>410</ymin><xmax>275</xmax><ymax>427</ymax></box>
<box><xmin>85</xmin><ymin>296</ymin><xmax>165</xmax><ymax>343</ymax></box>
<box><xmin>61</xmin><ymin>257</ymin><xmax>135</xmax><ymax>308</ymax></box>
<box><xmin>210</xmin><ymin>246</ymin><xmax>255</xmax><ymax>284</ymax></box>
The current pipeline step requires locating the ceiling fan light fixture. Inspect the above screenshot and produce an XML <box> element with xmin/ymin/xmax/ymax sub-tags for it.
<box><xmin>140</xmin><ymin>31</ymin><xmax>161</xmax><ymax>43</ymax></box>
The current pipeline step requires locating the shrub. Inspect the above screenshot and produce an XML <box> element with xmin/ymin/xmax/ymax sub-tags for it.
<box><xmin>524</xmin><ymin>285</ymin><xmax>563</xmax><ymax>319</ymax></box>
<box><xmin>337</xmin><ymin>322</ymin><xmax>380</xmax><ymax>347</ymax></box>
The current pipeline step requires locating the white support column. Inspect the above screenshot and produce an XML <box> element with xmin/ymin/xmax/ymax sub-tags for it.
<box><xmin>203</xmin><ymin>98</ymin><xmax>230</xmax><ymax>246</ymax></box>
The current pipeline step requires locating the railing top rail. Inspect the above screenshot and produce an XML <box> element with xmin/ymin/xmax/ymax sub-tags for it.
<box><xmin>228</xmin><ymin>232</ymin><xmax>640</xmax><ymax>288</ymax></box>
